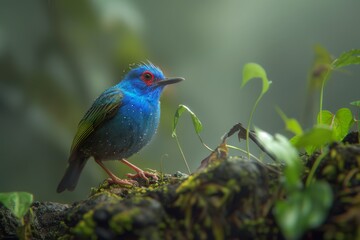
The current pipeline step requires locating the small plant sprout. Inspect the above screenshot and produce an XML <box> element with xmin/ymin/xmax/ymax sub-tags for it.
<box><xmin>0</xmin><ymin>192</ymin><xmax>33</xmax><ymax>225</ymax></box>
<box><xmin>0</xmin><ymin>192</ymin><xmax>34</xmax><ymax>239</ymax></box>
<box><xmin>318</xmin><ymin>49</ymin><xmax>360</xmax><ymax>123</ymax></box>
<box><xmin>241</xmin><ymin>63</ymin><xmax>271</xmax><ymax>159</ymax></box>
<box><xmin>255</xmin><ymin>128</ymin><xmax>333</xmax><ymax>240</ymax></box>
<box><xmin>172</xmin><ymin>104</ymin><xmax>212</xmax><ymax>174</ymax></box>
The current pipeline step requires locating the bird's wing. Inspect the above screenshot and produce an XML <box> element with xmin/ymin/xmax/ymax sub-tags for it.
<box><xmin>70</xmin><ymin>87</ymin><xmax>123</xmax><ymax>155</ymax></box>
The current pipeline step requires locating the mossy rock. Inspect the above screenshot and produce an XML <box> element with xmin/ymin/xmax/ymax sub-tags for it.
<box><xmin>0</xmin><ymin>133</ymin><xmax>359</xmax><ymax>239</ymax></box>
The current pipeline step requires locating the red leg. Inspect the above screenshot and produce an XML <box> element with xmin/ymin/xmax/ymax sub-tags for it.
<box><xmin>95</xmin><ymin>159</ymin><xmax>137</xmax><ymax>186</ymax></box>
<box><xmin>120</xmin><ymin>159</ymin><xmax>159</xmax><ymax>183</ymax></box>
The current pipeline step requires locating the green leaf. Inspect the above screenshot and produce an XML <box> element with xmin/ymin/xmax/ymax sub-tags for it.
<box><xmin>350</xmin><ymin>100</ymin><xmax>360</xmax><ymax>107</ymax></box>
<box><xmin>255</xmin><ymin>128</ymin><xmax>302</xmax><ymax>190</ymax></box>
<box><xmin>241</xmin><ymin>63</ymin><xmax>271</xmax><ymax>95</ymax></box>
<box><xmin>317</xmin><ymin>110</ymin><xmax>334</xmax><ymax>126</ymax></box>
<box><xmin>333</xmin><ymin>108</ymin><xmax>354</xmax><ymax>140</ymax></box>
<box><xmin>291</xmin><ymin>125</ymin><xmax>335</xmax><ymax>154</ymax></box>
<box><xmin>241</xmin><ymin>63</ymin><xmax>272</xmax><ymax>158</ymax></box>
<box><xmin>332</xmin><ymin>49</ymin><xmax>360</xmax><ymax>69</ymax></box>
<box><xmin>318</xmin><ymin>108</ymin><xmax>354</xmax><ymax>141</ymax></box>
<box><xmin>318</xmin><ymin>49</ymin><xmax>360</xmax><ymax>129</ymax></box>
<box><xmin>0</xmin><ymin>192</ymin><xmax>33</xmax><ymax>220</ymax></box>
<box><xmin>276</xmin><ymin>107</ymin><xmax>303</xmax><ymax>136</ymax></box>
<box><xmin>256</xmin><ymin>129</ymin><xmax>298</xmax><ymax>163</ymax></box>
<box><xmin>274</xmin><ymin>181</ymin><xmax>333</xmax><ymax>240</ymax></box>
<box><xmin>172</xmin><ymin>104</ymin><xmax>203</xmax><ymax>137</ymax></box>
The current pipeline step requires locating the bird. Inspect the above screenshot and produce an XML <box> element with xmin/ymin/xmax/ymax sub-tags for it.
<box><xmin>57</xmin><ymin>62</ymin><xmax>184</xmax><ymax>193</ymax></box>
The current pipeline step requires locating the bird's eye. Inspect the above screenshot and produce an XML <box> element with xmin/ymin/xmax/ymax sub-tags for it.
<box><xmin>141</xmin><ymin>71</ymin><xmax>155</xmax><ymax>86</ymax></box>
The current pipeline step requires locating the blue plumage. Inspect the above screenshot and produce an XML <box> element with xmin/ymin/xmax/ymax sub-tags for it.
<box><xmin>57</xmin><ymin>63</ymin><xmax>183</xmax><ymax>193</ymax></box>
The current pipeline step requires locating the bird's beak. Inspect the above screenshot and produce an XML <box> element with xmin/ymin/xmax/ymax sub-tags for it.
<box><xmin>155</xmin><ymin>77</ymin><xmax>184</xmax><ymax>87</ymax></box>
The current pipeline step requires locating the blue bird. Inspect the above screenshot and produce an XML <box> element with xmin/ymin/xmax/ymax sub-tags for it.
<box><xmin>57</xmin><ymin>62</ymin><xmax>184</xmax><ymax>193</ymax></box>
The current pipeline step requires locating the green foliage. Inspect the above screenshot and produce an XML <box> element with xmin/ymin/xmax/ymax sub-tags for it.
<box><xmin>255</xmin><ymin>129</ymin><xmax>333</xmax><ymax>240</ymax></box>
<box><xmin>276</xmin><ymin>107</ymin><xmax>303</xmax><ymax>136</ymax></box>
<box><xmin>350</xmin><ymin>100</ymin><xmax>360</xmax><ymax>107</ymax></box>
<box><xmin>276</xmin><ymin>108</ymin><xmax>330</xmax><ymax>155</ymax></box>
<box><xmin>0</xmin><ymin>192</ymin><xmax>33</xmax><ymax>223</ymax></box>
<box><xmin>283</xmin><ymin>107</ymin><xmax>354</xmax><ymax>155</ymax></box>
<box><xmin>319</xmin><ymin>49</ymin><xmax>360</xmax><ymax>122</ymax></box>
<box><xmin>280</xmin><ymin>48</ymin><xmax>359</xmax><ymax>154</ymax></box>
<box><xmin>264</xmin><ymin>48</ymin><xmax>360</xmax><ymax>239</ymax></box>
<box><xmin>255</xmin><ymin>128</ymin><xmax>302</xmax><ymax>190</ymax></box>
<box><xmin>277</xmin><ymin>109</ymin><xmax>336</xmax><ymax>156</ymax></box>
<box><xmin>172</xmin><ymin>104</ymin><xmax>207</xmax><ymax>174</ymax></box>
<box><xmin>332</xmin><ymin>49</ymin><xmax>360</xmax><ymax>69</ymax></box>
<box><xmin>274</xmin><ymin>182</ymin><xmax>333</xmax><ymax>240</ymax></box>
<box><xmin>241</xmin><ymin>63</ymin><xmax>271</xmax><ymax>94</ymax></box>
<box><xmin>317</xmin><ymin>108</ymin><xmax>354</xmax><ymax>141</ymax></box>
<box><xmin>172</xmin><ymin>104</ymin><xmax>203</xmax><ymax>137</ymax></box>
<box><xmin>280</xmin><ymin>48</ymin><xmax>359</xmax><ymax>188</ymax></box>
<box><xmin>171</xmin><ymin>47</ymin><xmax>357</xmax><ymax>240</ymax></box>
<box><xmin>241</xmin><ymin>63</ymin><xmax>271</xmax><ymax>158</ymax></box>
<box><xmin>291</xmin><ymin>125</ymin><xmax>335</xmax><ymax>155</ymax></box>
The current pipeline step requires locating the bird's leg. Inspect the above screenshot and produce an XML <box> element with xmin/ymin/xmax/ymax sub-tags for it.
<box><xmin>95</xmin><ymin>159</ymin><xmax>137</xmax><ymax>186</ymax></box>
<box><xmin>120</xmin><ymin>159</ymin><xmax>159</xmax><ymax>183</ymax></box>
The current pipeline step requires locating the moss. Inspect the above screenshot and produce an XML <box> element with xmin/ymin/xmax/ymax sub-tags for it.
<box><xmin>109</xmin><ymin>207</ymin><xmax>140</xmax><ymax>235</ymax></box>
<box><xmin>88</xmin><ymin>172</ymin><xmax>185</xmax><ymax>202</ymax></box>
<box><xmin>204</xmin><ymin>183</ymin><xmax>231</xmax><ymax>208</ymax></box>
<box><xmin>57</xmin><ymin>234</ymin><xmax>72</xmax><ymax>240</ymax></box>
<box><xmin>71</xmin><ymin>210</ymin><xmax>96</xmax><ymax>238</ymax></box>
<box><xmin>322</xmin><ymin>165</ymin><xmax>337</xmax><ymax>180</ymax></box>
<box><xmin>212</xmin><ymin>219</ymin><xmax>225</xmax><ymax>240</ymax></box>
<box><xmin>2</xmin><ymin>137</ymin><xmax>358</xmax><ymax>239</ymax></box>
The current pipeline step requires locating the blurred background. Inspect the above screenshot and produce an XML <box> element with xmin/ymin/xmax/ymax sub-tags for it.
<box><xmin>0</xmin><ymin>0</ymin><xmax>359</xmax><ymax>202</ymax></box>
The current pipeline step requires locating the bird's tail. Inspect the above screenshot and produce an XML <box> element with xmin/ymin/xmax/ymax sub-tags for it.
<box><xmin>56</xmin><ymin>152</ymin><xmax>88</xmax><ymax>193</ymax></box>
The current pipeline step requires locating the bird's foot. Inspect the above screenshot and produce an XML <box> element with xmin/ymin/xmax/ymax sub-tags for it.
<box><xmin>107</xmin><ymin>177</ymin><xmax>138</xmax><ymax>187</ymax></box>
<box><xmin>126</xmin><ymin>169</ymin><xmax>159</xmax><ymax>184</ymax></box>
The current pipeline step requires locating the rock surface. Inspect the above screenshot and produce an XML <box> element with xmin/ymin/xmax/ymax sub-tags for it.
<box><xmin>0</xmin><ymin>132</ymin><xmax>359</xmax><ymax>239</ymax></box>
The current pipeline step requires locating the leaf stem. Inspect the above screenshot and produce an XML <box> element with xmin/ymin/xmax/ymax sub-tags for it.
<box><xmin>197</xmin><ymin>135</ymin><xmax>213</xmax><ymax>151</ymax></box>
<box><xmin>226</xmin><ymin>145</ymin><xmax>261</xmax><ymax>162</ymax></box>
<box><xmin>318</xmin><ymin>68</ymin><xmax>332</xmax><ymax>123</ymax></box>
<box><xmin>306</xmin><ymin>151</ymin><xmax>327</xmax><ymax>186</ymax></box>
<box><xmin>227</xmin><ymin>144</ymin><xmax>281</xmax><ymax>174</ymax></box>
<box><xmin>174</xmin><ymin>134</ymin><xmax>191</xmax><ymax>174</ymax></box>
<box><xmin>246</xmin><ymin>93</ymin><xmax>264</xmax><ymax>159</ymax></box>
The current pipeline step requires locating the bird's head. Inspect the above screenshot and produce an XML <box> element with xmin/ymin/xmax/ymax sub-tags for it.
<box><xmin>120</xmin><ymin>62</ymin><xmax>184</xmax><ymax>98</ymax></box>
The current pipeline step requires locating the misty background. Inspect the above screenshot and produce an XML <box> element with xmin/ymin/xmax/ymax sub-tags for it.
<box><xmin>0</xmin><ymin>1</ymin><xmax>359</xmax><ymax>202</ymax></box>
